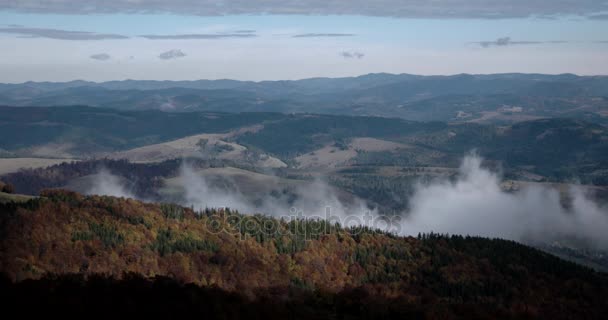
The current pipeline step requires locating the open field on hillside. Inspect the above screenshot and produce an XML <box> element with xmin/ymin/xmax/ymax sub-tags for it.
<box><xmin>108</xmin><ymin>126</ymin><xmax>286</xmax><ymax>168</ymax></box>
<box><xmin>0</xmin><ymin>191</ymin><xmax>34</xmax><ymax>204</ymax></box>
<box><xmin>295</xmin><ymin>138</ymin><xmax>411</xmax><ymax>169</ymax></box>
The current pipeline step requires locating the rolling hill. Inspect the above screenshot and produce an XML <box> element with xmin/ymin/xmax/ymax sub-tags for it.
<box><xmin>2</xmin><ymin>106</ymin><xmax>608</xmax><ymax>184</ymax></box>
<box><xmin>1</xmin><ymin>190</ymin><xmax>607</xmax><ymax>319</ymax></box>
<box><xmin>2</xmin><ymin>73</ymin><xmax>607</xmax><ymax>124</ymax></box>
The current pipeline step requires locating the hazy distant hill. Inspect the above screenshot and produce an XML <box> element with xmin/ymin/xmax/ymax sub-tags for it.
<box><xmin>1</xmin><ymin>73</ymin><xmax>607</xmax><ymax>124</ymax></box>
<box><xmin>1</xmin><ymin>106</ymin><xmax>607</xmax><ymax>183</ymax></box>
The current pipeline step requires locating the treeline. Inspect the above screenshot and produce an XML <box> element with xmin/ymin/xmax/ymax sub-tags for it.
<box><xmin>0</xmin><ymin>158</ymin><xmax>233</xmax><ymax>198</ymax></box>
<box><xmin>0</xmin><ymin>106</ymin><xmax>284</xmax><ymax>152</ymax></box>
<box><xmin>236</xmin><ymin>115</ymin><xmax>444</xmax><ymax>157</ymax></box>
<box><xmin>0</xmin><ymin>181</ymin><xmax>14</xmax><ymax>193</ymax></box>
<box><xmin>331</xmin><ymin>175</ymin><xmax>419</xmax><ymax>212</ymax></box>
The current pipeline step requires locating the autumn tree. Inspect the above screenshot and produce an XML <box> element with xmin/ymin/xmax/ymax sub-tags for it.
<box><xmin>0</xmin><ymin>181</ymin><xmax>14</xmax><ymax>194</ymax></box>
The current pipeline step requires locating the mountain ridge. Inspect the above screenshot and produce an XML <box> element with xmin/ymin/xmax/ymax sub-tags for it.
<box><xmin>2</xmin><ymin>73</ymin><xmax>606</xmax><ymax>125</ymax></box>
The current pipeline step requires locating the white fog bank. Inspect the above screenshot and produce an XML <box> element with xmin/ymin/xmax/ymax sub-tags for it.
<box><xmin>85</xmin><ymin>155</ymin><xmax>608</xmax><ymax>249</ymax></box>
<box><xmin>401</xmin><ymin>155</ymin><xmax>608</xmax><ymax>249</ymax></box>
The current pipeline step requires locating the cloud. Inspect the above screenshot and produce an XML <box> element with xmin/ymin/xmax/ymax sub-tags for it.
<box><xmin>400</xmin><ymin>154</ymin><xmax>608</xmax><ymax>250</ymax></box>
<box><xmin>175</xmin><ymin>154</ymin><xmax>608</xmax><ymax>250</ymax></box>
<box><xmin>0</xmin><ymin>27</ymin><xmax>128</xmax><ymax>40</ymax></box>
<box><xmin>340</xmin><ymin>51</ymin><xmax>365</xmax><ymax>59</ymax></box>
<box><xmin>472</xmin><ymin>37</ymin><xmax>568</xmax><ymax>48</ymax></box>
<box><xmin>87</xmin><ymin>169</ymin><xmax>135</xmax><ymax>199</ymax></box>
<box><xmin>588</xmin><ymin>13</ymin><xmax>608</xmax><ymax>19</ymax></box>
<box><xmin>85</xmin><ymin>154</ymin><xmax>608</xmax><ymax>252</ymax></box>
<box><xmin>293</xmin><ymin>33</ymin><xmax>355</xmax><ymax>38</ymax></box>
<box><xmin>1</xmin><ymin>1</ymin><xmax>607</xmax><ymax>19</ymax></box>
<box><xmin>159</xmin><ymin>49</ymin><xmax>187</xmax><ymax>60</ymax></box>
<box><xmin>140</xmin><ymin>33</ymin><xmax>257</xmax><ymax>40</ymax></box>
<box><xmin>90</xmin><ymin>53</ymin><xmax>111</xmax><ymax>61</ymax></box>
<box><xmin>477</xmin><ymin>37</ymin><xmax>541</xmax><ymax>47</ymax></box>
<box><xmin>176</xmin><ymin>163</ymin><xmax>374</xmax><ymax>224</ymax></box>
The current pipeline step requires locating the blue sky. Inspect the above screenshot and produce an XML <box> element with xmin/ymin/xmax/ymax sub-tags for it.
<box><xmin>1</xmin><ymin>2</ymin><xmax>607</xmax><ymax>82</ymax></box>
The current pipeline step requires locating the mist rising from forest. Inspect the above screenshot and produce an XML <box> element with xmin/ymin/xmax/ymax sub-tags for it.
<box><xmin>403</xmin><ymin>155</ymin><xmax>608</xmax><ymax>249</ymax></box>
<box><xmin>178</xmin><ymin>164</ymin><xmax>375</xmax><ymax>224</ymax></box>
<box><xmin>171</xmin><ymin>157</ymin><xmax>608</xmax><ymax>249</ymax></box>
<box><xmin>87</xmin><ymin>169</ymin><xmax>135</xmax><ymax>199</ymax></box>
<box><xmin>87</xmin><ymin>155</ymin><xmax>608</xmax><ymax>249</ymax></box>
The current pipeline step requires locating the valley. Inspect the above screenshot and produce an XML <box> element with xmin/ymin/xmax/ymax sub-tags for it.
<box><xmin>2</xmin><ymin>104</ymin><xmax>608</xmax><ymax>273</ymax></box>
<box><xmin>3</xmin><ymin>1</ymin><xmax>608</xmax><ymax>316</ymax></box>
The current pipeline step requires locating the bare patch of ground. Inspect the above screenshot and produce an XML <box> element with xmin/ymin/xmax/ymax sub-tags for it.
<box><xmin>109</xmin><ymin>133</ymin><xmax>244</xmax><ymax>162</ymax></box>
<box><xmin>296</xmin><ymin>138</ymin><xmax>410</xmax><ymax>169</ymax></box>
<box><xmin>467</xmin><ymin>111</ymin><xmax>545</xmax><ymax>124</ymax></box>
<box><xmin>0</xmin><ymin>192</ymin><xmax>35</xmax><ymax>204</ymax></box>
<box><xmin>296</xmin><ymin>146</ymin><xmax>357</xmax><ymax>169</ymax></box>
<box><xmin>350</xmin><ymin>138</ymin><xmax>410</xmax><ymax>152</ymax></box>
<box><xmin>108</xmin><ymin>126</ymin><xmax>286</xmax><ymax>168</ymax></box>
<box><xmin>19</xmin><ymin>143</ymin><xmax>77</xmax><ymax>158</ymax></box>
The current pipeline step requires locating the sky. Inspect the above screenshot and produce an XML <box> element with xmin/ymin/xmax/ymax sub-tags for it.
<box><xmin>1</xmin><ymin>1</ymin><xmax>608</xmax><ymax>82</ymax></box>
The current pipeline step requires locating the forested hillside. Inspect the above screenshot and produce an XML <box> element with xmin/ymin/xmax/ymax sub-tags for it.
<box><xmin>3</xmin><ymin>106</ymin><xmax>606</xmax><ymax>183</ymax></box>
<box><xmin>2</xmin><ymin>73</ymin><xmax>607</xmax><ymax>125</ymax></box>
<box><xmin>1</xmin><ymin>190</ymin><xmax>607</xmax><ymax>318</ymax></box>
<box><xmin>0</xmin><ymin>106</ymin><xmax>282</xmax><ymax>154</ymax></box>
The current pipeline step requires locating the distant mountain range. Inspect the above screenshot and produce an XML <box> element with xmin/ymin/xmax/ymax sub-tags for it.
<box><xmin>1</xmin><ymin>73</ymin><xmax>604</xmax><ymax>93</ymax></box>
<box><xmin>2</xmin><ymin>73</ymin><xmax>607</xmax><ymax>124</ymax></box>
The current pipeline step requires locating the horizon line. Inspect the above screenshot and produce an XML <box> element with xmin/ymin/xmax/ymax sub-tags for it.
<box><xmin>2</xmin><ymin>72</ymin><xmax>607</xmax><ymax>85</ymax></box>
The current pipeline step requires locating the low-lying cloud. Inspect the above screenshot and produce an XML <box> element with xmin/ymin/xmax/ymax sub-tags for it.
<box><xmin>83</xmin><ymin>154</ymin><xmax>608</xmax><ymax>250</ymax></box>
<box><xmin>159</xmin><ymin>49</ymin><xmax>187</xmax><ymax>60</ymax></box>
<box><xmin>401</xmin><ymin>155</ymin><xmax>608</xmax><ymax>250</ymax></box>
<box><xmin>174</xmin><ymin>155</ymin><xmax>608</xmax><ymax>250</ymax></box>
<box><xmin>86</xmin><ymin>169</ymin><xmax>134</xmax><ymax>199</ymax></box>
<box><xmin>177</xmin><ymin>164</ymin><xmax>372</xmax><ymax>223</ymax></box>
<box><xmin>0</xmin><ymin>27</ymin><xmax>128</xmax><ymax>40</ymax></box>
